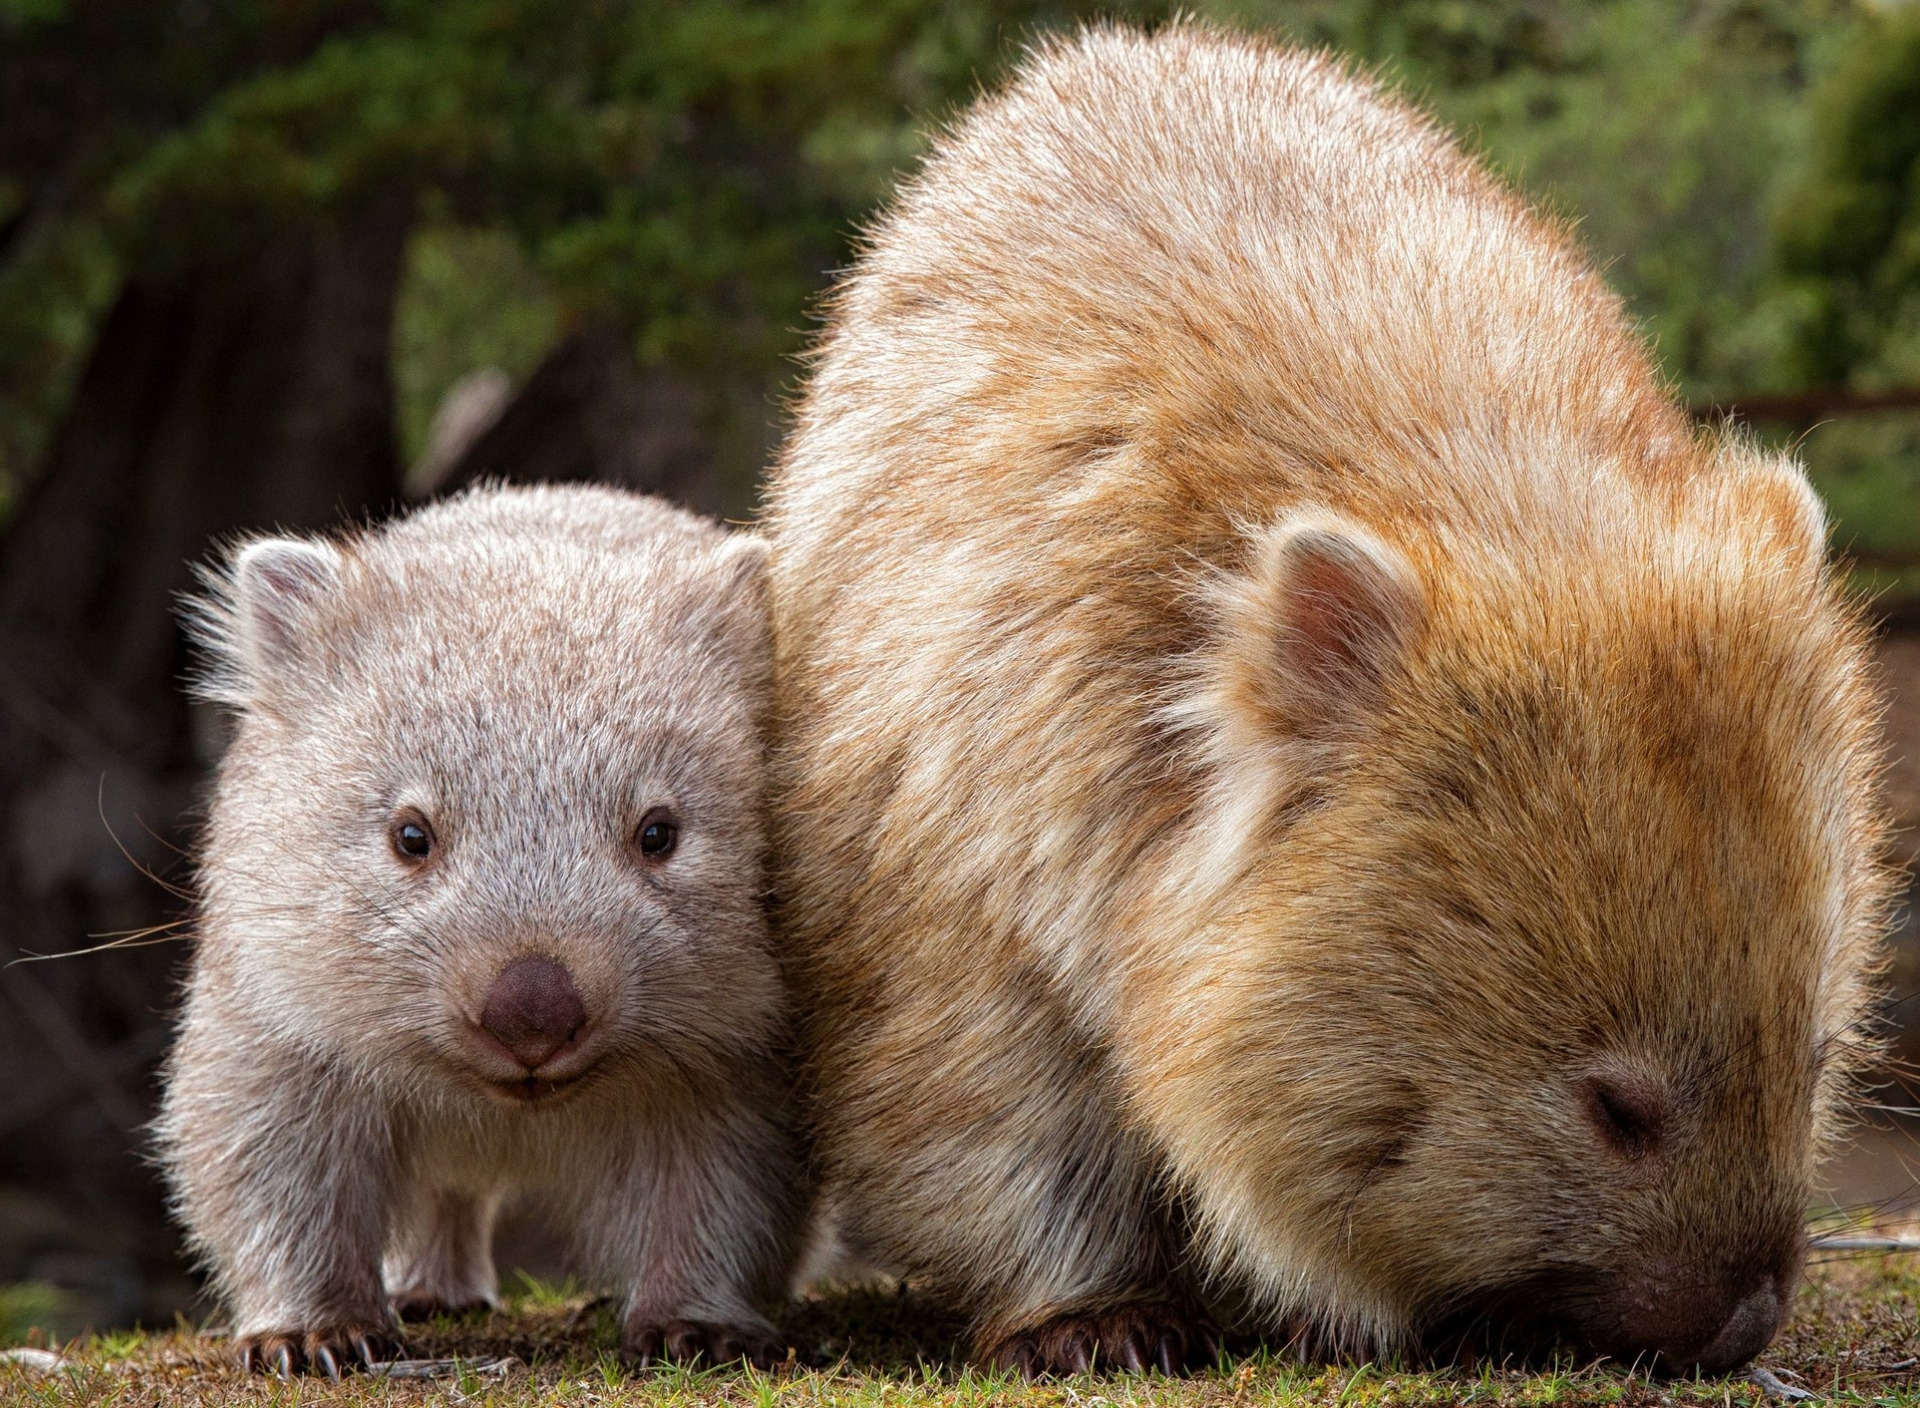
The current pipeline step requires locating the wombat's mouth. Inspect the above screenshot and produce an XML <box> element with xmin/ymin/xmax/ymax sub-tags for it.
<box><xmin>454</xmin><ymin>1034</ymin><xmax>606</xmax><ymax>1108</ymax></box>
<box><xmin>478</xmin><ymin>1069</ymin><xmax>596</xmax><ymax>1107</ymax></box>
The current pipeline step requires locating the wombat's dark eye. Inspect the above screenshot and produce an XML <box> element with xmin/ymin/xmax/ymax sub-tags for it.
<box><xmin>634</xmin><ymin>809</ymin><xmax>678</xmax><ymax>860</ymax></box>
<box><xmin>390</xmin><ymin>814</ymin><xmax>434</xmax><ymax>863</ymax></box>
<box><xmin>1582</xmin><ymin>1074</ymin><xmax>1665</xmax><ymax>1161</ymax></box>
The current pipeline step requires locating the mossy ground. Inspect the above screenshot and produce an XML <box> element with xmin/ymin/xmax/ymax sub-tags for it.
<box><xmin>4</xmin><ymin>1255</ymin><xmax>1919</xmax><ymax>1408</ymax></box>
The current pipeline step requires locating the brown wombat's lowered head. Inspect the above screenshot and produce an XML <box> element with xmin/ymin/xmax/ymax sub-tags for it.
<box><xmin>764</xmin><ymin>21</ymin><xmax>1895</xmax><ymax>1380</ymax></box>
<box><xmin>189</xmin><ymin>484</ymin><xmax>776</xmax><ymax>1104</ymax></box>
<box><xmin>160</xmin><ymin>483</ymin><xmax>797</xmax><ymax>1373</ymax></box>
<box><xmin>1153</xmin><ymin>452</ymin><xmax>1889</xmax><ymax>1371</ymax></box>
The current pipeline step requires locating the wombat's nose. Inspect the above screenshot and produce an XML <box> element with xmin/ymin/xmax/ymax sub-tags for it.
<box><xmin>479</xmin><ymin>956</ymin><xmax>586</xmax><ymax>1070</ymax></box>
<box><xmin>1685</xmin><ymin>1282</ymin><xmax>1782</xmax><ymax>1374</ymax></box>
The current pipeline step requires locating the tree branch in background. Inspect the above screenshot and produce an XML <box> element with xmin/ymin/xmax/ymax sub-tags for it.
<box><xmin>1693</xmin><ymin>387</ymin><xmax>1920</xmax><ymax>425</ymax></box>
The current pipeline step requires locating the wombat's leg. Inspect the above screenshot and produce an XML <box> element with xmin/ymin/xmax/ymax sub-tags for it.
<box><xmin>156</xmin><ymin>1021</ymin><xmax>402</xmax><ymax>1376</ymax></box>
<box><xmin>824</xmin><ymin>977</ymin><xmax>1214</xmax><ymax>1377</ymax></box>
<box><xmin>385</xmin><ymin>1188</ymin><xmax>503</xmax><ymax>1321</ymax></box>
<box><xmin>570</xmin><ymin>1094</ymin><xmax>798</xmax><ymax>1369</ymax></box>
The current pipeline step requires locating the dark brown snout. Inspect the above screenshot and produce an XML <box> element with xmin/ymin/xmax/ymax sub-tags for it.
<box><xmin>1688</xmin><ymin>1284</ymin><xmax>1784</xmax><ymax>1374</ymax></box>
<box><xmin>479</xmin><ymin>955</ymin><xmax>586</xmax><ymax>1070</ymax></box>
<box><xmin>1579</xmin><ymin>1265</ymin><xmax>1791</xmax><ymax>1375</ymax></box>
<box><xmin>1440</xmin><ymin>1241</ymin><xmax>1797</xmax><ymax>1376</ymax></box>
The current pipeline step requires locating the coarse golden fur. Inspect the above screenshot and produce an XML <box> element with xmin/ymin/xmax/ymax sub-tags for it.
<box><xmin>156</xmin><ymin>485</ymin><xmax>800</xmax><ymax>1375</ymax></box>
<box><xmin>764</xmin><ymin>22</ymin><xmax>1894</xmax><ymax>1376</ymax></box>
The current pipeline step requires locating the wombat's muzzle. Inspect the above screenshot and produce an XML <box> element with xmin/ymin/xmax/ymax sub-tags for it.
<box><xmin>1562</xmin><ymin>1277</ymin><xmax>1783</xmax><ymax>1375</ymax></box>
<box><xmin>1428</xmin><ymin>1238</ymin><xmax>1796</xmax><ymax>1375</ymax></box>
<box><xmin>1552</xmin><ymin>1242</ymin><xmax>1799</xmax><ymax>1374</ymax></box>
<box><xmin>1689</xmin><ymin>1284</ymin><xmax>1786</xmax><ymax>1373</ymax></box>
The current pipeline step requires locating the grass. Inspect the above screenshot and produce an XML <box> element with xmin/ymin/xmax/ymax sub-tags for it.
<box><xmin>3</xmin><ymin>1256</ymin><xmax>1919</xmax><ymax>1407</ymax></box>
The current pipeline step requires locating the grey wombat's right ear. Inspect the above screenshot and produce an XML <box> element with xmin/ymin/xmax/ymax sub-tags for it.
<box><xmin>188</xmin><ymin>536</ymin><xmax>344</xmax><ymax>708</ymax></box>
<box><xmin>719</xmin><ymin>531</ymin><xmax>770</xmax><ymax>592</ymax></box>
<box><xmin>690</xmin><ymin>531</ymin><xmax>773</xmax><ymax>692</ymax></box>
<box><xmin>714</xmin><ymin>531</ymin><xmax>771</xmax><ymax>637</ymax></box>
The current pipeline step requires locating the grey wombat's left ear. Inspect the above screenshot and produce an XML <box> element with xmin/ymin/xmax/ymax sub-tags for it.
<box><xmin>187</xmin><ymin>536</ymin><xmax>345</xmax><ymax>709</ymax></box>
<box><xmin>234</xmin><ymin>539</ymin><xmax>344</xmax><ymax>662</ymax></box>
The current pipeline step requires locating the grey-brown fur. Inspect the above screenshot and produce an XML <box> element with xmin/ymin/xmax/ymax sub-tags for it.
<box><xmin>155</xmin><ymin>483</ymin><xmax>799</xmax><ymax>1374</ymax></box>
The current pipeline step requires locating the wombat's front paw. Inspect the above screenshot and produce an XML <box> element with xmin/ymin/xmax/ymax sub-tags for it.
<box><xmin>234</xmin><ymin>1322</ymin><xmax>402</xmax><ymax>1378</ymax></box>
<box><xmin>985</xmin><ymin>1302</ymin><xmax>1219</xmax><ymax>1377</ymax></box>
<box><xmin>392</xmin><ymin>1291</ymin><xmax>492</xmax><ymax>1322</ymax></box>
<box><xmin>623</xmin><ymin>1318</ymin><xmax>785</xmax><ymax>1369</ymax></box>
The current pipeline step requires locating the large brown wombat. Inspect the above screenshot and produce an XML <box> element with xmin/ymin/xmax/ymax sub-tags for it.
<box><xmin>765</xmin><ymin>23</ymin><xmax>1893</xmax><ymax>1376</ymax></box>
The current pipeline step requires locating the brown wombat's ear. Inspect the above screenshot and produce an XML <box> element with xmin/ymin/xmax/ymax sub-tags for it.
<box><xmin>1208</xmin><ymin>512</ymin><xmax>1423</xmax><ymax>745</ymax></box>
<box><xmin>1708</xmin><ymin>452</ymin><xmax>1830</xmax><ymax>583</ymax></box>
<box><xmin>186</xmin><ymin>536</ymin><xmax>344</xmax><ymax>710</ymax></box>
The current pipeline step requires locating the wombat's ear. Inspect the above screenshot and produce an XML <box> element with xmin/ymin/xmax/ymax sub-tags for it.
<box><xmin>1700</xmin><ymin>452</ymin><xmax>1829</xmax><ymax>582</ymax></box>
<box><xmin>709</xmin><ymin>532</ymin><xmax>772</xmax><ymax>660</ymax></box>
<box><xmin>189</xmin><ymin>536</ymin><xmax>344</xmax><ymax>708</ymax></box>
<box><xmin>1208</xmin><ymin>512</ymin><xmax>1423</xmax><ymax>745</ymax></box>
<box><xmin>719</xmin><ymin>530</ymin><xmax>771</xmax><ymax>593</ymax></box>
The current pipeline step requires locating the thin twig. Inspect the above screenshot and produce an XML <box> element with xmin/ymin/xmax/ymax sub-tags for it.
<box><xmin>1809</xmin><ymin>1234</ymin><xmax>1920</xmax><ymax>1252</ymax></box>
<box><xmin>1694</xmin><ymin>386</ymin><xmax>1920</xmax><ymax>424</ymax></box>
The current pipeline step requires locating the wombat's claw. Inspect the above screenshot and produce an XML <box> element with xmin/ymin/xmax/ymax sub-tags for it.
<box><xmin>624</xmin><ymin>1319</ymin><xmax>785</xmax><ymax>1370</ymax></box>
<box><xmin>235</xmin><ymin>1324</ymin><xmax>402</xmax><ymax>1377</ymax></box>
<box><xmin>355</xmin><ymin>1331</ymin><xmax>399</xmax><ymax>1366</ymax></box>
<box><xmin>986</xmin><ymin>1303</ymin><xmax>1217</xmax><ymax>1378</ymax></box>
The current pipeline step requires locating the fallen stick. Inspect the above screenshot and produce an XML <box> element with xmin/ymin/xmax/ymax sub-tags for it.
<box><xmin>1809</xmin><ymin>1234</ymin><xmax>1920</xmax><ymax>1251</ymax></box>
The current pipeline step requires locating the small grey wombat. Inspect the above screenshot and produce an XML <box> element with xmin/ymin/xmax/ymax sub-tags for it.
<box><xmin>156</xmin><ymin>484</ymin><xmax>798</xmax><ymax>1375</ymax></box>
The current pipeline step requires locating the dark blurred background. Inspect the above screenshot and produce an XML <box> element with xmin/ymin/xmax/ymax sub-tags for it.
<box><xmin>3</xmin><ymin>0</ymin><xmax>1920</xmax><ymax>1344</ymax></box>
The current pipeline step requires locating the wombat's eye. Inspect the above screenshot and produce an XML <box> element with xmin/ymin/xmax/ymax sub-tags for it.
<box><xmin>389</xmin><ymin>813</ymin><xmax>434</xmax><ymax>863</ymax></box>
<box><xmin>1581</xmin><ymin>1074</ymin><xmax>1666</xmax><ymax>1161</ymax></box>
<box><xmin>633</xmin><ymin>809</ymin><xmax>678</xmax><ymax>860</ymax></box>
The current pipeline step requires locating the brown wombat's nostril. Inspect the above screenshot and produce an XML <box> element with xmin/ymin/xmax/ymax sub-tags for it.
<box><xmin>1688</xmin><ymin>1283</ymin><xmax>1782</xmax><ymax>1374</ymax></box>
<box><xmin>479</xmin><ymin>956</ymin><xmax>586</xmax><ymax>1070</ymax></box>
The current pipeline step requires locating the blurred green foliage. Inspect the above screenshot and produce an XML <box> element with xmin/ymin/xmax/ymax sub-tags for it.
<box><xmin>0</xmin><ymin>0</ymin><xmax>1127</xmax><ymax>490</ymax></box>
<box><xmin>0</xmin><ymin>1281</ymin><xmax>69</xmax><ymax>1347</ymax></box>
<box><xmin>1775</xmin><ymin>0</ymin><xmax>1920</xmax><ymax>389</ymax></box>
<box><xmin>392</xmin><ymin>223</ymin><xmax>556</xmax><ymax>461</ymax></box>
<box><xmin>3</xmin><ymin>0</ymin><xmax>1919</xmax><ymax>532</ymax></box>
